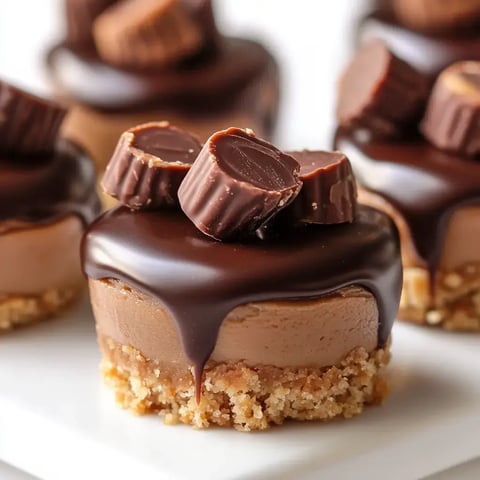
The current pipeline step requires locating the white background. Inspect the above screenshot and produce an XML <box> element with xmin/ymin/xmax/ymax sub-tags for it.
<box><xmin>0</xmin><ymin>1</ymin><xmax>479</xmax><ymax>478</ymax></box>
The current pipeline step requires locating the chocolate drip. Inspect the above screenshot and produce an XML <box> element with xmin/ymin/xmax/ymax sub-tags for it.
<box><xmin>82</xmin><ymin>205</ymin><xmax>402</xmax><ymax>393</ymax></box>
<box><xmin>0</xmin><ymin>139</ymin><xmax>100</xmax><ymax>228</ymax></box>
<box><xmin>335</xmin><ymin>129</ymin><xmax>480</xmax><ymax>276</ymax></box>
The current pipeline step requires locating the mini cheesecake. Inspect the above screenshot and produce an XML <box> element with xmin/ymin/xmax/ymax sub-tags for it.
<box><xmin>47</xmin><ymin>0</ymin><xmax>279</xmax><ymax>178</ymax></box>
<box><xmin>335</xmin><ymin>43</ymin><xmax>480</xmax><ymax>331</ymax></box>
<box><xmin>82</xmin><ymin>124</ymin><xmax>402</xmax><ymax>430</ymax></box>
<box><xmin>0</xmin><ymin>80</ymin><xmax>99</xmax><ymax>331</ymax></box>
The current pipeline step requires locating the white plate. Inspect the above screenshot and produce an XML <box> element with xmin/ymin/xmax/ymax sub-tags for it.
<box><xmin>0</xmin><ymin>295</ymin><xmax>479</xmax><ymax>480</ymax></box>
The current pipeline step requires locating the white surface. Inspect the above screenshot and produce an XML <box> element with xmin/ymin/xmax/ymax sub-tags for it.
<box><xmin>1</xmin><ymin>1</ymin><xmax>480</xmax><ymax>478</ymax></box>
<box><xmin>0</xmin><ymin>297</ymin><xmax>479</xmax><ymax>480</ymax></box>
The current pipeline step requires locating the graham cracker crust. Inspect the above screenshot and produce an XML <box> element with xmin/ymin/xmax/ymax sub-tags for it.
<box><xmin>399</xmin><ymin>263</ymin><xmax>480</xmax><ymax>331</ymax></box>
<box><xmin>99</xmin><ymin>335</ymin><xmax>391</xmax><ymax>431</ymax></box>
<box><xmin>0</xmin><ymin>287</ymin><xmax>81</xmax><ymax>331</ymax></box>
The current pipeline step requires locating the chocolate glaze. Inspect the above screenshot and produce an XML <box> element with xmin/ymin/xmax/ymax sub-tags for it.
<box><xmin>47</xmin><ymin>37</ymin><xmax>279</xmax><ymax>116</ymax></box>
<box><xmin>358</xmin><ymin>10</ymin><xmax>480</xmax><ymax>78</ymax></box>
<box><xmin>335</xmin><ymin>129</ymin><xmax>480</xmax><ymax>275</ymax></box>
<box><xmin>82</xmin><ymin>205</ymin><xmax>402</xmax><ymax>393</ymax></box>
<box><xmin>0</xmin><ymin>139</ymin><xmax>100</xmax><ymax>229</ymax></box>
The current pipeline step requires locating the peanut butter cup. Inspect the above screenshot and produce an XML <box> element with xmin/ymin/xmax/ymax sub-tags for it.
<box><xmin>47</xmin><ymin>0</ymin><xmax>280</xmax><ymax>201</ymax></box>
<box><xmin>82</xmin><ymin>124</ymin><xmax>402</xmax><ymax>430</ymax></box>
<box><xmin>335</xmin><ymin>47</ymin><xmax>480</xmax><ymax>331</ymax></box>
<box><xmin>0</xmin><ymin>80</ymin><xmax>99</xmax><ymax>331</ymax></box>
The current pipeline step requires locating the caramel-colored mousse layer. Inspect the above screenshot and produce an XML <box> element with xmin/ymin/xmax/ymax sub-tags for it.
<box><xmin>336</xmin><ymin>132</ymin><xmax>480</xmax><ymax>330</ymax></box>
<box><xmin>91</xmin><ymin>279</ymin><xmax>378</xmax><ymax>371</ymax></box>
<box><xmin>0</xmin><ymin>140</ymin><xmax>100</xmax><ymax>330</ymax></box>
<box><xmin>48</xmin><ymin>38</ymin><xmax>280</xmax><ymax>173</ymax></box>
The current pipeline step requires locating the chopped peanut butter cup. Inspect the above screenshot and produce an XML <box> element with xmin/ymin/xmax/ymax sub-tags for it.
<box><xmin>285</xmin><ymin>150</ymin><xmax>357</xmax><ymax>224</ymax></box>
<box><xmin>178</xmin><ymin>128</ymin><xmax>302</xmax><ymax>240</ymax></box>
<box><xmin>336</xmin><ymin>40</ymin><xmax>429</xmax><ymax>138</ymax></box>
<box><xmin>422</xmin><ymin>62</ymin><xmax>480</xmax><ymax>156</ymax></box>
<box><xmin>102</xmin><ymin>121</ymin><xmax>202</xmax><ymax>208</ymax></box>
<box><xmin>0</xmin><ymin>80</ymin><xmax>67</xmax><ymax>155</ymax></box>
<box><xmin>93</xmin><ymin>0</ymin><xmax>204</xmax><ymax>70</ymax></box>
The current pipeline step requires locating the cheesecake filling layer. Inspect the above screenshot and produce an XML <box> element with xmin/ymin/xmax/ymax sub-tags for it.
<box><xmin>0</xmin><ymin>216</ymin><xmax>84</xmax><ymax>295</ymax></box>
<box><xmin>82</xmin><ymin>205</ymin><xmax>402</xmax><ymax>383</ymax></box>
<box><xmin>91</xmin><ymin>280</ymin><xmax>378</xmax><ymax>370</ymax></box>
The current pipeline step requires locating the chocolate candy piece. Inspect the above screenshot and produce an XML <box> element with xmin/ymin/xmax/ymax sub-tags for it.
<box><xmin>391</xmin><ymin>0</ymin><xmax>480</xmax><ymax>33</ymax></box>
<box><xmin>178</xmin><ymin>128</ymin><xmax>302</xmax><ymax>240</ymax></box>
<box><xmin>101</xmin><ymin>121</ymin><xmax>202</xmax><ymax>208</ymax></box>
<box><xmin>285</xmin><ymin>151</ymin><xmax>357</xmax><ymax>224</ymax></box>
<box><xmin>421</xmin><ymin>62</ymin><xmax>480</xmax><ymax>157</ymax></box>
<box><xmin>336</xmin><ymin>40</ymin><xmax>429</xmax><ymax>138</ymax></box>
<box><xmin>0</xmin><ymin>80</ymin><xmax>67</xmax><ymax>155</ymax></box>
<box><xmin>180</xmin><ymin>0</ymin><xmax>219</xmax><ymax>52</ymax></box>
<box><xmin>65</xmin><ymin>0</ymin><xmax>118</xmax><ymax>52</ymax></box>
<box><xmin>93</xmin><ymin>0</ymin><xmax>204</xmax><ymax>70</ymax></box>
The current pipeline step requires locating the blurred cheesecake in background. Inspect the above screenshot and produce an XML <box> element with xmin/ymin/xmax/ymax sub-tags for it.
<box><xmin>47</xmin><ymin>0</ymin><xmax>280</xmax><ymax>180</ymax></box>
<box><xmin>0</xmin><ymin>80</ymin><xmax>99</xmax><ymax>331</ymax></box>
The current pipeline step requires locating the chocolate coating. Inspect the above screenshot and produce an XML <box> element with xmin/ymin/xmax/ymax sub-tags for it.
<box><xmin>82</xmin><ymin>205</ymin><xmax>402</xmax><ymax>393</ymax></box>
<box><xmin>335</xmin><ymin>129</ymin><xmax>480</xmax><ymax>274</ymax></box>
<box><xmin>0</xmin><ymin>139</ymin><xmax>100</xmax><ymax>228</ymax></box>
<box><xmin>0</xmin><ymin>80</ymin><xmax>67</xmax><ymax>155</ymax></box>
<box><xmin>178</xmin><ymin>128</ymin><xmax>301</xmax><ymax>240</ymax></box>
<box><xmin>337</xmin><ymin>40</ymin><xmax>429</xmax><ymax>138</ymax></box>
<box><xmin>47</xmin><ymin>38</ymin><xmax>278</xmax><ymax>116</ymax></box>
<box><xmin>285</xmin><ymin>151</ymin><xmax>357</xmax><ymax>224</ymax></box>
<box><xmin>102</xmin><ymin>122</ymin><xmax>202</xmax><ymax>208</ymax></box>
<box><xmin>358</xmin><ymin>10</ymin><xmax>480</xmax><ymax>78</ymax></box>
<box><xmin>421</xmin><ymin>62</ymin><xmax>480</xmax><ymax>156</ymax></box>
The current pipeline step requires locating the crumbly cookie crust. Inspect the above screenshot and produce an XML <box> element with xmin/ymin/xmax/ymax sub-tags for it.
<box><xmin>399</xmin><ymin>263</ymin><xmax>480</xmax><ymax>330</ymax></box>
<box><xmin>0</xmin><ymin>287</ymin><xmax>81</xmax><ymax>331</ymax></box>
<box><xmin>99</xmin><ymin>335</ymin><xmax>391</xmax><ymax>431</ymax></box>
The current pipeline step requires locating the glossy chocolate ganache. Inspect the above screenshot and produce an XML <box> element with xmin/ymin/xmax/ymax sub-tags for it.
<box><xmin>82</xmin><ymin>205</ymin><xmax>402</xmax><ymax>389</ymax></box>
<box><xmin>335</xmin><ymin>130</ymin><xmax>480</xmax><ymax>276</ymax></box>
<box><xmin>0</xmin><ymin>139</ymin><xmax>100</xmax><ymax>229</ymax></box>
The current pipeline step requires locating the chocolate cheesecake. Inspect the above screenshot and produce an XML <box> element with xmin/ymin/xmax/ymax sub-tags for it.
<box><xmin>0</xmin><ymin>80</ymin><xmax>99</xmax><ymax>331</ymax></box>
<box><xmin>47</xmin><ymin>0</ymin><xmax>279</xmax><ymax>181</ymax></box>
<box><xmin>82</xmin><ymin>123</ymin><xmax>402</xmax><ymax>430</ymax></box>
<box><xmin>358</xmin><ymin>0</ymin><xmax>480</xmax><ymax>78</ymax></box>
<box><xmin>335</xmin><ymin>42</ymin><xmax>480</xmax><ymax>330</ymax></box>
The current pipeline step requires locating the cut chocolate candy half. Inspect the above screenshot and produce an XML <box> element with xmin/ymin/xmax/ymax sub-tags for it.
<box><xmin>285</xmin><ymin>150</ymin><xmax>357</xmax><ymax>224</ymax></box>
<box><xmin>101</xmin><ymin>121</ymin><xmax>202</xmax><ymax>208</ymax></box>
<box><xmin>0</xmin><ymin>80</ymin><xmax>67</xmax><ymax>155</ymax></box>
<box><xmin>336</xmin><ymin>39</ymin><xmax>429</xmax><ymax>138</ymax></box>
<box><xmin>93</xmin><ymin>0</ymin><xmax>204</xmax><ymax>70</ymax></box>
<box><xmin>422</xmin><ymin>61</ymin><xmax>480</xmax><ymax>157</ymax></box>
<box><xmin>178</xmin><ymin>127</ymin><xmax>302</xmax><ymax>241</ymax></box>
